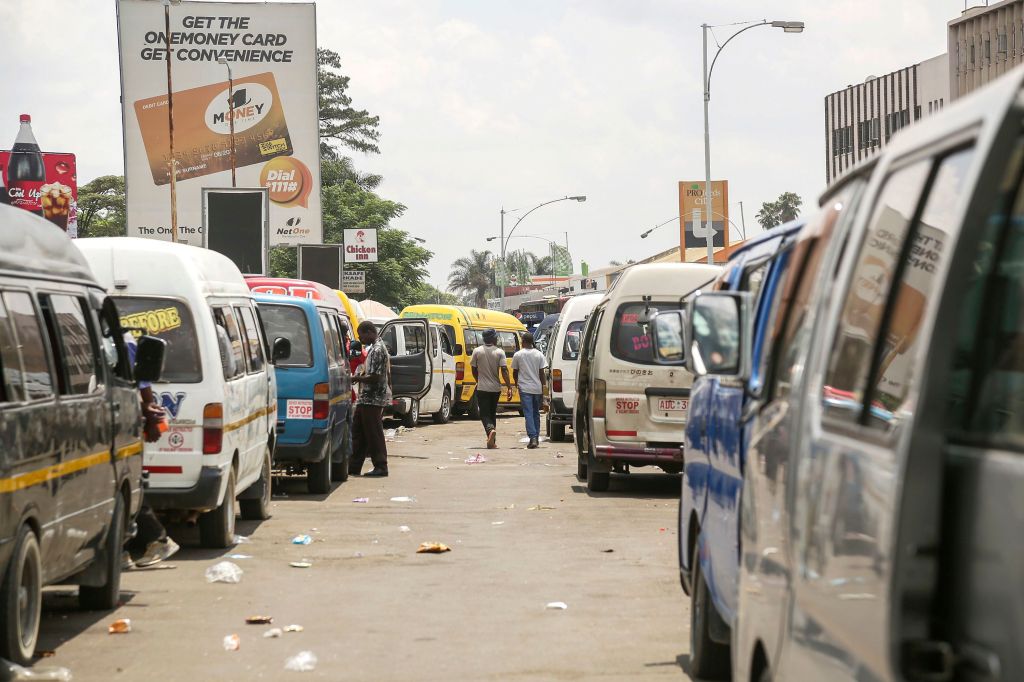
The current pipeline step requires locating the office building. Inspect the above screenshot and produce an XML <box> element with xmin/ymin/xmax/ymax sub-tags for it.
<box><xmin>950</xmin><ymin>1</ymin><xmax>1024</xmax><ymax>99</ymax></box>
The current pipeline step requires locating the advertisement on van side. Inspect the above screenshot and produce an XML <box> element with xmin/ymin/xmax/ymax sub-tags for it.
<box><xmin>116</xmin><ymin>0</ymin><xmax>321</xmax><ymax>246</ymax></box>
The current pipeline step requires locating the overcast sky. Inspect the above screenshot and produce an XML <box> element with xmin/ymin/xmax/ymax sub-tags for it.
<box><xmin>2</xmin><ymin>0</ymin><xmax>967</xmax><ymax>287</ymax></box>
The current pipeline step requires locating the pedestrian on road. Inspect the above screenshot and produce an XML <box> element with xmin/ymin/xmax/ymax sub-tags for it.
<box><xmin>349</xmin><ymin>321</ymin><xmax>391</xmax><ymax>477</ymax></box>
<box><xmin>512</xmin><ymin>332</ymin><xmax>547</xmax><ymax>449</ymax></box>
<box><xmin>470</xmin><ymin>328</ymin><xmax>512</xmax><ymax>449</ymax></box>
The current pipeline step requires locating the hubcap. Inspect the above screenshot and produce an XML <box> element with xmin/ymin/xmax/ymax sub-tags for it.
<box><xmin>18</xmin><ymin>553</ymin><xmax>37</xmax><ymax>648</ymax></box>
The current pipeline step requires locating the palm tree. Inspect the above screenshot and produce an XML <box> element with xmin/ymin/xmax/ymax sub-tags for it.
<box><xmin>448</xmin><ymin>250</ymin><xmax>494</xmax><ymax>307</ymax></box>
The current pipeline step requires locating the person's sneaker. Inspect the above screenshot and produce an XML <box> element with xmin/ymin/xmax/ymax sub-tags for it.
<box><xmin>527</xmin><ymin>437</ymin><xmax>538</xmax><ymax>449</ymax></box>
<box><xmin>486</xmin><ymin>430</ymin><xmax>497</xmax><ymax>449</ymax></box>
<box><xmin>135</xmin><ymin>538</ymin><xmax>180</xmax><ymax>568</ymax></box>
<box><xmin>364</xmin><ymin>468</ymin><xmax>389</xmax><ymax>478</ymax></box>
<box><xmin>122</xmin><ymin>551</ymin><xmax>137</xmax><ymax>571</ymax></box>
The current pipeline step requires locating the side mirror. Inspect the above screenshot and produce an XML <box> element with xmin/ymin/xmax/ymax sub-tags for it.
<box><xmin>134</xmin><ymin>335</ymin><xmax>166</xmax><ymax>383</ymax></box>
<box><xmin>272</xmin><ymin>336</ymin><xmax>292</xmax><ymax>362</ymax></box>
<box><xmin>651</xmin><ymin>310</ymin><xmax>687</xmax><ymax>366</ymax></box>
<box><xmin>686</xmin><ymin>292</ymin><xmax>749</xmax><ymax>379</ymax></box>
<box><xmin>454</xmin><ymin>343</ymin><xmax>464</xmax><ymax>356</ymax></box>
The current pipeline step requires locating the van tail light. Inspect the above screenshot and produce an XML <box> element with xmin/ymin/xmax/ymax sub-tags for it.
<box><xmin>456</xmin><ymin>361</ymin><xmax>465</xmax><ymax>382</ymax></box>
<box><xmin>313</xmin><ymin>382</ymin><xmax>330</xmax><ymax>420</ymax></box>
<box><xmin>202</xmin><ymin>403</ymin><xmax>224</xmax><ymax>455</ymax></box>
<box><xmin>592</xmin><ymin>379</ymin><xmax>607</xmax><ymax>418</ymax></box>
<box><xmin>552</xmin><ymin>369</ymin><xmax>563</xmax><ymax>394</ymax></box>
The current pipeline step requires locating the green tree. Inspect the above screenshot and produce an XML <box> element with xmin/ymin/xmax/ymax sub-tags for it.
<box><xmin>448</xmin><ymin>250</ymin><xmax>495</xmax><ymax>307</ymax></box>
<box><xmin>755</xmin><ymin>191</ymin><xmax>803</xmax><ymax>230</ymax></box>
<box><xmin>411</xmin><ymin>282</ymin><xmax>463</xmax><ymax>306</ymax></box>
<box><xmin>76</xmin><ymin>175</ymin><xmax>126</xmax><ymax>237</ymax></box>
<box><xmin>318</xmin><ymin>48</ymin><xmax>381</xmax><ymax>158</ymax></box>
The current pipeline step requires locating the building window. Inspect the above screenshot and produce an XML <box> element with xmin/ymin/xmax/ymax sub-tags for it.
<box><xmin>915</xmin><ymin>105</ymin><xmax>922</xmax><ymax>120</ymax></box>
<box><xmin>999</xmin><ymin>32</ymin><xmax>1008</xmax><ymax>55</ymax></box>
<box><xmin>985</xmin><ymin>38</ymin><xmax>991</xmax><ymax>61</ymax></box>
<box><xmin>971</xmin><ymin>42</ymin><xmax>976</xmax><ymax>65</ymax></box>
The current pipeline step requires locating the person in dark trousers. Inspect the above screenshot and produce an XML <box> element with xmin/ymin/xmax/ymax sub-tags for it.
<box><xmin>470</xmin><ymin>328</ymin><xmax>512</xmax><ymax>448</ymax></box>
<box><xmin>512</xmin><ymin>332</ymin><xmax>548</xmax><ymax>449</ymax></box>
<box><xmin>349</xmin><ymin>321</ymin><xmax>391</xmax><ymax>477</ymax></box>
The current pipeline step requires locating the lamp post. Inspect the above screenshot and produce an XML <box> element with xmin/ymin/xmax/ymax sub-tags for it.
<box><xmin>216</xmin><ymin>58</ymin><xmax>237</xmax><ymax>188</ymax></box>
<box><xmin>641</xmin><ymin>209</ymin><xmax>743</xmax><ymax>242</ymax></box>
<box><xmin>702</xmin><ymin>19</ymin><xmax>803</xmax><ymax>263</ymax></box>
<box><xmin>488</xmin><ymin>233</ymin><xmax>563</xmax><ymax>287</ymax></box>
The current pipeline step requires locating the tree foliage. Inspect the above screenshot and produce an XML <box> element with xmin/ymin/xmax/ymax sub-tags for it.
<box><xmin>76</xmin><ymin>175</ymin><xmax>126</xmax><ymax>237</ymax></box>
<box><xmin>755</xmin><ymin>191</ymin><xmax>803</xmax><ymax>230</ymax></box>
<box><xmin>448</xmin><ymin>250</ymin><xmax>495</xmax><ymax>308</ymax></box>
<box><xmin>318</xmin><ymin>48</ymin><xmax>381</xmax><ymax>158</ymax></box>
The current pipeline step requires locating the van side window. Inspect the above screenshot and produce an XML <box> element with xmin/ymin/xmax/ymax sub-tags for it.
<box><xmin>5</xmin><ymin>292</ymin><xmax>54</xmax><ymax>400</ymax></box>
<box><xmin>439</xmin><ymin>330</ymin><xmax>453</xmax><ymax>356</ymax></box>
<box><xmin>333</xmin><ymin>316</ymin><xmax>350</xmax><ymax>360</ymax></box>
<box><xmin>235</xmin><ymin>306</ymin><xmax>265</xmax><ymax>373</ymax></box>
<box><xmin>563</xmin><ymin>320</ymin><xmax>585</xmax><ymax>360</ymax></box>
<box><xmin>213</xmin><ymin>306</ymin><xmax>245</xmax><ymax>380</ymax></box>
<box><xmin>821</xmin><ymin>160</ymin><xmax>932</xmax><ymax>425</ymax></box>
<box><xmin>430</xmin><ymin>326</ymin><xmax>440</xmax><ymax>356</ymax></box>
<box><xmin>320</xmin><ymin>312</ymin><xmax>341</xmax><ymax>367</ymax></box>
<box><xmin>497</xmin><ymin>331</ymin><xmax>519</xmax><ymax>355</ymax></box>
<box><xmin>38</xmin><ymin>294</ymin><xmax>100</xmax><ymax>396</ymax></box>
<box><xmin>0</xmin><ymin>295</ymin><xmax>25</xmax><ymax>402</ymax></box>
<box><xmin>404</xmin><ymin>324</ymin><xmax>426</xmax><ymax>355</ymax></box>
<box><xmin>464</xmin><ymin>329</ymin><xmax>483</xmax><ymax>354</ymax></box>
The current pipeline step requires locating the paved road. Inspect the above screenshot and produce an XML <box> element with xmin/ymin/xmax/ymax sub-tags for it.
<box><xmin>36</xmin><ymin>414</ymin><xmax>694</xmax><ymax>681</ymax></box>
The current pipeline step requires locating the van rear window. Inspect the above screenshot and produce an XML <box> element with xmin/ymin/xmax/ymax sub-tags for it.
<box><xmin>611</xmin><ymin>301</ymin><xmax>681</xmax><ymax>365</ymax></box>
<box><xmin>114</xmin><ymin>297</ymin><xmax>201</xmax><ymax>383</ymax></box>
<box><xmin>562</xmin><ymin>320</ymin><xmax>585</xmax><ymax>360</ymax></box>
<box><xmin>259</xmin><ymin>303</ymin><xmax>313</xmax><ymax>367</ymax></box>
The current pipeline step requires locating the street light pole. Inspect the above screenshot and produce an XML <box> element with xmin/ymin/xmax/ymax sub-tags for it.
<box><xmin>217</xmin><ymin>58</ymin><xmax>237</xmax><ymax>188</ymax></box>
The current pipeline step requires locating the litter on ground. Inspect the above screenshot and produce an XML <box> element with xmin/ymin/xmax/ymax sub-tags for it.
<box><xmin>291</xmin><ymin>534</ymin><xmax>313</xmax><ymax>545</ymax></box>
<box><xmin>284</xmin><ymin>651</ymin><xmax>318</xmax><ymax>672</ymax></box>
<box><xmin>264</xmin><ymin>628</ymin><xmax>283</xmax><ymax>639</ymax></box>
<box><xmin>245</xmin><ymin>615</ymin><xmax>273</xmax><ymax>624</ymax></box>
<box><xmin>465</xmin><ymin>454</ymin><xmax>487</xmax><ymax>464</ymax></box>
<box><xmin>416</xmin><ymin>542</ymin><xmax>452</xmax><ymax>554</ymax></box>
<box><xmin>205</xmin><ymin>561</ymin><xmax>243</xmax><ymax>584</ymax></box>
<box><xmin>545</xmin><ymin>601</ymin><xmax>569</xmax><ymax>610</ymax></box>
<box><xmin>107</xmin><ymin>618</ymin><xmax>131</xmax><ymax>634</ymax></box>
<box><xmin>222</xmin><ymin>634</ymin><xmax>240</xmax><ymax>651</ymax></box>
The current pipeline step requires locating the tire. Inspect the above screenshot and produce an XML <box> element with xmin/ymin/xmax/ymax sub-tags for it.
<box><xmin>401</xmin><ymin>399</ymin><xmax>419</xmax><ymax>428</ymax></box>
<box><xmin>550</xmin><ymin>421</ymin><xmax>566</xmax><ymax>442</ymax></box>
<box><xmin>240</xmin><ymin>447</ymin><xmax>272</xmax><ymax>520</ymax></box>
<box><xmin>200</xmin><ymin>469</ymin><xmax>236</xmax><ymax>549</ymax></box>
<box><xmin>690</xmin><ymin>545</ymin><xmax>731</xmax><ymax>680</ymax></box>
<box><xmin>332</xmin><ymin>420</ymin><xmax>351</xmax><ymax>483</ymax></box>
<box><xmin>576</xmin><ymin>452</ymin><xmax>588</xmax><ymax>481</ymax></box>
<box><xmin>0</xmin><ymin>525</ymin><xmax>41</xmax><ymax>665</ymax></box>
<box><xmin>79</xmin><ymin>495</ymin><xmax>125</xmax><ymax>610</ymax></box>
<box><xmin>433</xmin><ymin>390</ymin><xmax>452</xmax><ymax>424</ymax></box>
<box><xmin>758</xmin><ymin>667</ymin><xmax>772</xmax><ymax>682</ymax></box>
<box><xmin>307</xmin><ymin>440</ymin><xmax>333</xmax><ymax>494</ymax></box>
<box><xmin>467</xmin><ymin>394</ymin><xmax>480</xmax><ymax>420</ymax></box>
<box><xmin>586</xmin><ymin>447</ymin><xmax>610</xmax><ymax>492</ymax></box>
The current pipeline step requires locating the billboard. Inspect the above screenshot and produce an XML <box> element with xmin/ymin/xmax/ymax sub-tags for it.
<box><xmin>1</xmin><ymin>150</ymin><xmax>78</xmax><ymax>237</ymax></box>
<box><xmin>341</xmin><ymin>270</ymin><xmax>365</xmax><ymax>294</ymax></box>
<box><xmin>678</xmin><ymin>180</ymin><xmax>729</xmax><ymax>251</ymax></box>
<box><xmin>116</xmin><ymin>0</ymin><xmax>321</xmax><ymax>246</ymax></box>
<box><xmin>202</xmin><ymin>187</ymin><xmax>268</xmax><ymax>274</ymax></box>
<box><xmin>344</xmin><ymin>228</ymin><xmax>378</xmax><ymax>263</ymax></box>
<box><xmin>298</xmin><ymin>244</ymin><xmax>342</xmax><ymax>289</ymax></box>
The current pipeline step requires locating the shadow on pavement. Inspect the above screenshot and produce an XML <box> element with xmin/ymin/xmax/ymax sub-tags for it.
<box><xmin>36</xmin><ymin>590</ymin><xmax>138</xmax><ymax>656</ymax></box>
<box><xmin>569</xmin><ymin>472</ymin><xmax>681</xmax><ymax>500</ymax></box>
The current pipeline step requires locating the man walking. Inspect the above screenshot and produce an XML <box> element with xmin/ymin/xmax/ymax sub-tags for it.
<box><xmin>512</xmin><ymin>332</ymin><xmax>547</xmax><ymax>449</ymax></box>
<box><xmin>349</xmin><ymin>321</ymin><xmax>390</xmax><ymax>477</ymax></box>
<box><xmin>470</xmin><ymin>328</ymin><xmax>512</xmax><ymax>448</ymax></box>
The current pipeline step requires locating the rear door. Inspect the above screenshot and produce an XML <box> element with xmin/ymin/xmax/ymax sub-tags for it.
<box><xmin>380</xmin><ymin>319</ymin><xmax>432</xmax><ymax>400</ymax></box>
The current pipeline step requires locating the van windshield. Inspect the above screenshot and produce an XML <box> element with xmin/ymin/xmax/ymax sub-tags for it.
<box><xmin>114</xmin><ymin>297</ymin><xmax>202</xmax><ymax>383</ymax></box>
<box><xmin>611</xmin><ymin>301</ymin><xmax>681</xmax><ymax>365</ymax></box>
<box><xmin>259</xmin><ymin>303</ymin><xmax>313</xmax><ymax>367</ymax></box>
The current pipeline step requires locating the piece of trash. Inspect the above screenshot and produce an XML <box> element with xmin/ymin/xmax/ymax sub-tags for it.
<box><xmin>435</xmin><ymin>465</ymin><xmax>448</xmax><ymax>470</ymax></box>
<box><xmin>353</xmin><ymin>551</ymin><xmax>364</xmax><ymax>558</ymax></box>
<box><xmin>37</xmin><ymin>651</ymin><xmax>56</xmax><ymax>658</ymax></box>
<box><xmin>284</xmin><ymin>650</ymin><xmax>318</xmax><ymax>672</ymax></box>
<box><xmin>205</xmin><ymin>561</ymin><xmax>244</xmax><ymax>584</ymax></box>
<box><xmin>0</xmin><ymin>660</ymin><xmax>73</xmax><ymax>681</ymax></box>
<box><xmin>264</xmin><ymin>628</ymin><xmax>283</xmax><ymax>639</ymax></box>
<box><xmin>290</xmin><ymin>561</ymin><xmax>313</xmax><ymax>568</ymax></box>
<box><xmin>245</xmin><ymin>615</ymin><xmax>273</xmax><ymax>624</ymax></box>
<box><xmin>291</xmin><ymin>534</ymin><xmax>313</xmax><ymax>545</ymax></box>
<box><xmin>108</xmin><ymin>618</ymin><xmax>132</xmax><ymax>634</ymax></box>
<box><xmin>465</xmin><ymin>454</ymin><xmax>487</xmax><ymax>464</ymax></box>
<box><xmin>416</xmin><ymin>542</ymin><xmax>452</xmax><ymax>554</ymax></box>
<box><xmin>223</xmin><ymin>634</ymin><xmax>241</xmax><ymax>651</ymax></box>
<box><xmin>602</xmin><ymin>549</ymin><xmax>615</xmax><ymax>553</ymax></box>
<box><xmin>659</xmin><ymin>528</ymin><xmax>667</xmax><ymax>532</ymax></box>
<box><xmin>528</xmin><ymin>505</ymin><xmax>556</xmax><ymax>511</ymax></box>
<box><xmin>545</xmin><ymin>601</ymin><xmax>569</xmax><ymax>610</ymax></box>
<box><xmin>390</xmin><ymin>496</ymin><xmax>414</xmax><ymax>502</ymax></box>
<box><xmin>284</xmin><ymin>624</ymin><xmax>304</xmax><ymax>633</ymax></box>
<box><xmin>491</xmin><ymin>521</ymin><xmax>505</xmax><ymax>526</ymax></box>
<box><xmin>352</xmin><ymin>497</ymin><xmax>369</xmax><ymax>503</ymax></box>
<box><xmin>384</xmin><ymin>428</ymin><xmax>397</xmax><ymax>440</ymax></box>
<box><xmin>554</xmin><ymin>452</ymin><xmax>564</xmax><ymax>458</ymax></box>
<box><xmin>228</xmin><ymin>554</ymin><xmax>252</xmax><ymax>560</ymax></box>
<box><xmin>399</xmin><ymin>525</ymin><xmax>411</xmax><ymax>532</ymax></box>
<box><xmin>233</xmin><ymin>534</ymin><xmax>251</xmax><ymax>544</ymax></box>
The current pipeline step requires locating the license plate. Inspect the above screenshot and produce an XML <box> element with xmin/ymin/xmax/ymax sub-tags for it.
<box><xmin>657</xmin><ymin>398</ymin><xmax>688</xmax><ymax>412</ymax></box>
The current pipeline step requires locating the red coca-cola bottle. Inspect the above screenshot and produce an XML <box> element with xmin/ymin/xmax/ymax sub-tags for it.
<box><xmin>7</xmin><ymin>114</ymin><xmax>45</xmax><ymax>215</ymax></box>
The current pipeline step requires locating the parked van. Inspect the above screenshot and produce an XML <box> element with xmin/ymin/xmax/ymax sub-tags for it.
<box><xmin>691</xmin><ymin>70</ymin><xmax>1024</xmax><ymax>682</ymax></box>
<box><xmin>544</xmin><ymin>293</ymin><xmax>602</xmax><ymax>441</ymax></box>
<box><xmin>398</xmin><ymin>305</ymin><xmax>526</xmax><ymax>418</ymax></box>
<box><xmin>378</xmin><ymin>318</ymin><xmax>456</xmax><ymax>426</ymax></box>
<box><xmin>77</xmin><ymin>238</ymin><xmax>279</xmax><ymax>549</ymax></box>
<box><xmin>253</xmin><ymin>293</ymin><xmax>352</xmax><ymax>493</ymax></box>
<box><xmin>532</xmin><ymin>313</ymin><xmax>559</xmax><ymax>354</ymax></box>
<box><xmin>656</xmin><ymin>220</ymin><xmax>803</xmax><ymax>679</ymax></box>
<box><xmin>574</xmin><ymin>263</ymin><xmax>720</xmax><ymax>492</ymax></box>
<box><xmin>0</xmin><ymin>210</ymin><xmax>164</xmax><ymax>664</ymax></box>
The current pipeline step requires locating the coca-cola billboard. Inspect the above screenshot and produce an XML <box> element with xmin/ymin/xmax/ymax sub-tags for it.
<box><xmin>0</xmin><ymin>115</ymin><xmax>78</xmax><ymax>237</ymax></box>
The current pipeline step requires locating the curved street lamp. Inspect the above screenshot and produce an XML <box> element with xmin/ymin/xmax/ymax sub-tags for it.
<box><xmin>640</xmin><ymin>210</ymin><xmax>743</xmax><ymax>241</ymax></box>
<box><xmin>701</xmin><ymin>19</ymin><xmax>803</xmax><ymax>263</ymax></box>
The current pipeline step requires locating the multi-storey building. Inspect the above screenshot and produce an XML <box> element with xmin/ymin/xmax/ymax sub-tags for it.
<box><xmin>949</xmin><ymin>0</ymin><xmax>1024</xmax><ymax>99</ymax></box>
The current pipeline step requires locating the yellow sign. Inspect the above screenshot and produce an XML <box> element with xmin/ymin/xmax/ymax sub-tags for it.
<box><xmin>120</xmin><ymin>306</ymin><xmax>182</xmax><ymax>336</ymax></box>
<box><xmin>678</xmin><ymin>180</ymin><xmax>729</xmax><ymax>253</ymax></box>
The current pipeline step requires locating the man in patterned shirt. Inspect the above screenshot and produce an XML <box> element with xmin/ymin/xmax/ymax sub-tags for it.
<box><xmin>349</xmin><ymin>321</ymin><xmax>391</xmax><ymax>477</ymax></box>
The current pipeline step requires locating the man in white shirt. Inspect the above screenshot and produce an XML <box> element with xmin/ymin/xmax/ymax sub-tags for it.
<box><xmin>512</xmin><ymin>332</ymin><xmax>547</xmax><ymax>449</ymax></box>
<box><xmin>470</xmin><ymin>328</ymin><xmax>513</xmax><ymax>448</ymax></box>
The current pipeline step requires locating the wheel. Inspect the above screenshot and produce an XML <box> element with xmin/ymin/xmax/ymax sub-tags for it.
<box><xmin>586</xmin><ymin>446</ymin><xmax>610</xmax><ymax>492</ymax></box>
<box><xmin>307</xmin><ymin>440</ymin><xmax>333</xmax><ymax>494</ymax></box>
<box><xmin>401</xmin><ymin>399</ymin><xmax>419</xmax><ymax>428</ymax></box>
<box><xmin>576</xmin><ymin>452</ymin><xmax>588</xmax><ymax>481</ymax></box>
<box><xmin>467</xmin><ymin>394</ymin><xmax>480</xmax><ymax>420</ymax></box>
<box><xmin>690</xmin><ymin>544</ymin><xmax>731</xmax><ymax>680</ymax></box>
<box><xmin>433</xmin><ymin>390</ymin><xmax>452</xmax><ymax>424</ymax></box>
<box><xmin>331</xmin><ymin>421</ymin><xmax>351</xmax><ymax>482</ymax></box>
<box><xmin>79</xmin><ymin>495</ymin><xmax>125</xmax><ymax>610</ymax></box>
<box><xmin>200</xmin><ymin>469</ymin><xmax>236</xmax><ymax>549</ymax></box>
<box><xmin>550</xmin><ymin>421</ymin><xmax>566</xmax><ymax>442</ymax></box>
<box><xmin>240</xmin><ymin>447</ymin><xmax>272</xmax><ymax>520</ymax></box>
<box><xmin>758</xmin><ymin>667</ymin><xmax>772</xmax><ymax>682</ymax></box>
<box><xmin>0</xmin><ymin>525</ymin><xmax>42</xmax><ymax>665</ymax></box>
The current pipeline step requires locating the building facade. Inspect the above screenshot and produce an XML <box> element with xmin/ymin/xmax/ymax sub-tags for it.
<box><xmin>824</xmin><ymin>54</ymin><xmax>949</xmax><ymax>184</ymax></box>
<box><xmin>949</xmin><ymin>1</ymin><xmax>1024</xmax><ymax>99</ymax></box>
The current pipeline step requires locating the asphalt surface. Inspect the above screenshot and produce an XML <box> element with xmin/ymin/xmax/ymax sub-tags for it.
<box><xmin>34</xmin><ymin>414</ymin><xmax>695</xmax><ymax>681</ymax></box>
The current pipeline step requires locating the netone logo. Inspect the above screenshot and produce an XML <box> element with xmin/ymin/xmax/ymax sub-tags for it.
<box><xmin>205</xmin><ymin>83</ymin><xmax>273</xmax><ymax>135</ymax></box>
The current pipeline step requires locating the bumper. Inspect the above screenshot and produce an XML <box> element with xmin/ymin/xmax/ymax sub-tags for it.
<box><xmin>275</xmin><ymin>427</ymin><xmax>331</xmax><ymax>463</ymax></box>
<box><xmin>594</xmin><ymin>444</ymin><xmax>684</xmax><ymax>464</ymax></box>
<box><xmin>549</xmin><ymin>398</ymin><xmax>572</xmax><ymax>424</ymax></box>
<box><xmin>146</xmin><ymin>465</ymin><xmax>226</xmax><ymax>512</ymax></box>
<box><xmin>384</xmin><ymin>397</ymin><xmax>412</xmax><ymax>416</ymax></box>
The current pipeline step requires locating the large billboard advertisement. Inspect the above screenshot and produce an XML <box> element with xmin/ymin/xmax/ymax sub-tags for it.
<box><xmin>678</xmin><ymin>180</ymin><xmax>729</xmax><ymax>251</ymax></box>
<box><xmin>116</xmin><ymin>0</ymin><xmax>321</xmax><ymax>246</ymax></box>
<box><xmin>1</xmin><ymin>150</ymin><xmax>78</xmax><ymax>237</ymax></box>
